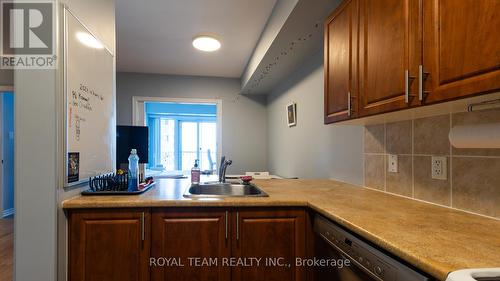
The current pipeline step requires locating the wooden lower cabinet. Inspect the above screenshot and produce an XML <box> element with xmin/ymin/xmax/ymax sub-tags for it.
<box><xmin>232</xmin><ymin>209</ymin><xmax>306</xmax><ymax>281</ymax></box>
<box><xmin>151</xmin><ymin>208</ymin><xmax>231</xmax><ymax>281</ymax></box>
<box><xmin>69</xmin><ymin>208</ymin><xmax>307</xmax><ymax>281</ymax></box>
<box><xmin>68</xmin><ymin>209</ymin><xmax>151</xmax><ymax>281</ymax></box>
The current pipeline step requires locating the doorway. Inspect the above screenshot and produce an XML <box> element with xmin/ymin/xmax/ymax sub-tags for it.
<box><xmin>133</xmin><ymin>97</ymin><xmax>222</xmax><ymax>176</ymax></box>
<box><xmin>0</xmin><ymin>91</ymin><xmax>14</xmax><ymax>281</ymax></box>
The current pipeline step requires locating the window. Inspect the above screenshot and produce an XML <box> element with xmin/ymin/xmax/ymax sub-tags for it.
<box><xmin>159</xmin><ymin>119</ymin><xmax>175</xmax><ymax>170</ymax></box>
<box><xmin>180</xmin><ymin>121</ymin><xmax>217</xmax><ymax>171</ymax></box>
<box><xmin>198</xmin><ymin>122</ymin><xmax>217</xmax><ymax>171</ymax></box>
<box><xmin>145</xmin><ymin>102</ymin><xmax>217</xmax><ymax>172</ymax></box>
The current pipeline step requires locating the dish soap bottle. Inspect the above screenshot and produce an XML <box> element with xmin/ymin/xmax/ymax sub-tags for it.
<box><xmin>191</xmin><ymin>159</ymin><xmax>200</xmax><ymax>185</ymax></box>
<box><xmin>128</xmin><ymin>149</ymin><xmax>140</xmax><ymax>191</ymax></box>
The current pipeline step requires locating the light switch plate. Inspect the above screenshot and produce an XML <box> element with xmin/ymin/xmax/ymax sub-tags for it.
<box><xmin>388</xmin><ymin>154</ymin><xmax>398</xmax><ymax>173</ymax></box>
<box><xmin>431</xmin><ymin>156</ymin><xmax>447</xmax><ymax>180</ymax></box>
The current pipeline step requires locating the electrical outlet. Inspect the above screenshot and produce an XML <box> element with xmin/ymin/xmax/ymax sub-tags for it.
<box><xmin>431</xmin><ymin>156</ymin><xmax>447</xmax><ymax>180</ymax></box>
<box><xmin>388</xmin><ymin>154</ymin><xmax>398</xmax><ymax>173</ymax></box>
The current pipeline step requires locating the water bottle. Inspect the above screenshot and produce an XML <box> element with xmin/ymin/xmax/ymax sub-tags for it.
<box><xmin>128</xmin><ymin>149</ymin><xmax>140</xmax><ymax>191</ymax></box>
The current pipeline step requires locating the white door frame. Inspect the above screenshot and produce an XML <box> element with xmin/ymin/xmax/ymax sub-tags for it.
<box><xmin>0</xmin><ymin>86</ymin><xmax>14</xmax><ymax>92</ymax></box>
<box><xmin>0</xmin><ymin>94</ymin><xmax>3</xmax><ymax>214</ymax></box>
<box><xmin>132</xmin><ymin>96</ymin><xmax>223</xmax><ymax>170</ymax></box>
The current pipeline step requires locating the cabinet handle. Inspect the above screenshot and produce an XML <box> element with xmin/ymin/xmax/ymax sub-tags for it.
<box><xmin>405</xmin><ymin>70</ymin><xmax>416</xmax><ymax>104</ymax></box>
<box><xmin>347</xmin><ymin>92</ymin><xmax>352</xmax><ymax>117</ymax></box>
<box><xmin>225</xmin><ymin>211</ymin><xmax>228</xmax><ymax>240</ymax></box>
<box><xmin>418</xmin><ymin>65</ymin><xmax>430</xmax><ymax>101</ymax></box>
<box><xmin>236</xmin><ymin>212</ymin><xmax>239</xmax><ymax>241</ymax></box>
<box><xmin>141</xmin><ymin>212</ymin><xmax>145</xmax><ymax>242</ymax></box>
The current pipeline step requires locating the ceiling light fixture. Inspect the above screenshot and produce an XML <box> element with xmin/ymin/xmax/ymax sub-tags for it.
<box><xmin>192</xmin><ymin>35</ymin><xmax>221</xmax><ymax>52</ymax></box>
<box><xmin>76</xmin><ymin>32</ymin><xmax>104</xmax><ymax>49</ymax></box>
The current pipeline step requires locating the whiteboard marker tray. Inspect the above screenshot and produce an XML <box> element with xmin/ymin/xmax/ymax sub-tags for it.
<box><xmin>81</xmin><ymin>182</ymin><xmax>156</xmax><ymax>195</ymax></box>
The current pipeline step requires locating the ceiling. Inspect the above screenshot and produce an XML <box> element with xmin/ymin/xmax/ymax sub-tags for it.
<box><xmin>116</xmin><ymin>0</ymin><xmax>277</xmax><ymax>78</ymax></box>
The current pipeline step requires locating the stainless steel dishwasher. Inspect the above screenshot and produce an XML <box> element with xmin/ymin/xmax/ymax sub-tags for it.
<box><xmin>314</xmin><ymin>215</ymin><xmax>430</xmax><ymax>281</ymax></box>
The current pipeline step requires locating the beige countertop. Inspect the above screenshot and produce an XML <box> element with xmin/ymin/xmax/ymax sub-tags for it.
<box><xmin>62</xmin><ymin>178</ymin><xmax>500</xmax><ymax>280</ymax></box>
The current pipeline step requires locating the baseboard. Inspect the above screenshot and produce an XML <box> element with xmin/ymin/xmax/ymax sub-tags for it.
<box><xmin>2</xmin><ymin>208</ymin><xmax>14</xmax><ymax>218</ymax></box>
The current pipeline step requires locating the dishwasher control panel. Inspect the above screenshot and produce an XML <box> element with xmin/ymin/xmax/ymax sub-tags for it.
<box><xmin>314</xmin><ymin>215</ymin><xmax>430</xmax><ymax>281</ymax></box>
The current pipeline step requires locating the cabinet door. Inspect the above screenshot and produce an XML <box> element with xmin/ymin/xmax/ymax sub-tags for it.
<box><xmin>423</xmin><ymin>0</ymin><xmax>500</xmax><ymax>104</ymax></box>
<box><xmin>358</xmin><ymin>0</ymin><xmax>420</xmax><ymax>116</ymax></box>
<box><xmin>232</xmin><ymin>209</ymin><xmax>306</xmax><ymax>281</ymax></box>
<box><xmin>151</xmin><ymin>208</ymin><xmax>230</xmax><ymax>281</ymax></box>
<box><xmin>324</xmin><ymin>0</ymin><xmax>358</xmax><ymax>123</ymax></box>
<box><xmin>69</xmin><ymin>209</ymin><xmax>150</xmax><ymax>281</ymax></box>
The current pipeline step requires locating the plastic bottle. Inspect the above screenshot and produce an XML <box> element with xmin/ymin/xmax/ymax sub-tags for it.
<box><xmin>191</xmin><ymin>159</ymin><xmax>200</xmax><ymax>185</ymax></box>
<box><xmin>128</xmin><ymin>149</ymin><xmax>140</xmax><ymax>191</ymax></box>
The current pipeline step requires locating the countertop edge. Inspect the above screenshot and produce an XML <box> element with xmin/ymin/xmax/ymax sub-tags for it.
<box><xmin>61</xmin><ymin>199</ymin><xmax>309</xmax><ymax>209</ymax></box>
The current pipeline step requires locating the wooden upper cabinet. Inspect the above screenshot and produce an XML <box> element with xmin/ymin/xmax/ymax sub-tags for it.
<box><xmin>358</xmin><ymin>0</ymin><xmax>420</xmax><ymax>116</ymax></box>
<box><xmin>422</xmin><ymin>0</ymin><xmax>500</xmax><ymax>104</ymax></box>
<box><xmin>324</xmin><ymin>0</ymin><xmax>358</xmax><ymax>123</ymax></box>
<box><xmin>232</xmin><ymin>209</ymin><xmax>306</xmax><ymax>281</ymax></box>
<box><xmin>69</xmin><ymin>209</ymin><xmax>150</xmax><ymax>281</ymax></box>
<box><xmin>151</xmin><ymin>208</ymin><xmax>231</xmax><ymax>281</ymax></box>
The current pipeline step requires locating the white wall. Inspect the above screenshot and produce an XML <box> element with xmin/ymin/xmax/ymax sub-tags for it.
<box><xmin>15</xmin><ymin>57</ymin><xmax>58</xmax><ymax>281</ymax></box>
<box><xmin>13</xmin><ymin>0</ymin><xmax>114</xmax><ymax>280</ymax></box>
<box><xmin>14</xmin><ymin>1</ymin><xmax>60</xmax><ymax>279</ymax></box>
<box><xmin>267</xmin><ymin>50</ymin><xmax>364</xmax><ymax>184</ymax></box>
<box><xmin>56</xmin><ymin>1</ymin><xmax>116</xmax><ymax>281</ymax></box>
<box><xmin>117</xmin><ymin>73</ymin><xmax>268</xmax><ymax>175</ymax></box>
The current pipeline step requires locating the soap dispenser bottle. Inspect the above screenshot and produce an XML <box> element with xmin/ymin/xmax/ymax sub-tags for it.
<box><xmin>191</xmin><ymin>159</ymin><xmax>200</xmax><ymax>185</ymax></box>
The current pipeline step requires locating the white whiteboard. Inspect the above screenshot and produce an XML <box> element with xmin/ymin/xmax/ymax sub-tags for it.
<box><xmin>64</xmin><ymin>8</ymin><xmax>115</xmax><ymax>186</ymax></box>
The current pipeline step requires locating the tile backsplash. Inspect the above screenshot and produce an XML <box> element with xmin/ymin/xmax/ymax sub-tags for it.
<box><xmin>363</xmin><ymin>108</ymin><xmax>500</xmax><ymax>219</ymax></box>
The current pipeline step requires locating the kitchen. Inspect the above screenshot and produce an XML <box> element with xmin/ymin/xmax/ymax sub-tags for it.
<box><xmin>2</xmin><ymin>0</ymin><xmax>499</xmax><ymax>281</ymax></box>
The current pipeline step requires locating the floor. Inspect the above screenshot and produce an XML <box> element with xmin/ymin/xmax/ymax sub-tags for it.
<box><xmin>0</xmin><ymin>217</ymin><xmax>13</xmax><ymax>281</ymax></box>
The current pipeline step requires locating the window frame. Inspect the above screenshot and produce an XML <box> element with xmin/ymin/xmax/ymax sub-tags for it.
<box><xmin>145</xmin><ymin>110</ymin><xmax>217</xmax><ymax>171</ymax></box>
<box><xmin>133</xmin><ymin>96</ymin><xmax>222</xmax><ymax>172</ymax></box>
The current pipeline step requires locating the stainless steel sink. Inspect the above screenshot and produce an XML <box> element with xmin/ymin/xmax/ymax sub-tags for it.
<box><xmin>183</xmin><ymin>183</ymin><xmax>268</xmax><ymax>198</ymax></box>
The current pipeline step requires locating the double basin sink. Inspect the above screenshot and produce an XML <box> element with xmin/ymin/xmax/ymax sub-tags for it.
<box><xmin>183</xmin><ymin>182</ymin><xmax>268</xmax><ymax>198</ymax></box>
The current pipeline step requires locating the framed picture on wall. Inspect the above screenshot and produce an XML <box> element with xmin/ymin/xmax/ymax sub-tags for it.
<box><xmin>287</xmin><ymin>102</ymin><xmax>297</xmax><ymax>127</ymax></box>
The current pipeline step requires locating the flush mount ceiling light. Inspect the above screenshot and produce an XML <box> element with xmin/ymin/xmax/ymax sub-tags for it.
<box><xmin>192</xmin><ymin>35</ymin><xmax>221</xmax><ymax>52</ymax></box>
<box><xmin>76</xmin><ymin>32</ymin><xmax>104</xmax><ymax>49</ymax></box>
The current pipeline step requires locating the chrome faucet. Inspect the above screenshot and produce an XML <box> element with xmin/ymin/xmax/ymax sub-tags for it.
<box><xmin>218</xmin><ymin>157</ymin><xmax>232</xmax><ymax>183</ymax></box>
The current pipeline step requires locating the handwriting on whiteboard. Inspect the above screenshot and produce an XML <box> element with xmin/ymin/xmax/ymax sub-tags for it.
<box><xmin>68</xmin><ymin>83</ymin><xmax>103</xmax><ymax>141</ymax></box>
